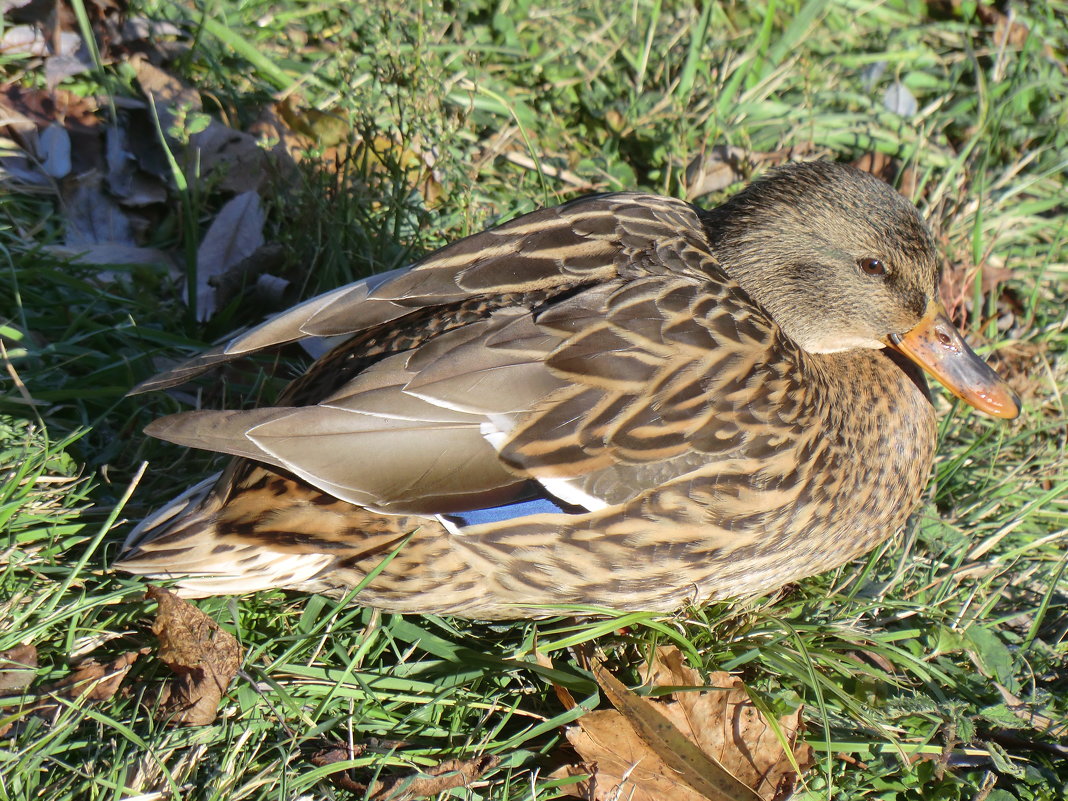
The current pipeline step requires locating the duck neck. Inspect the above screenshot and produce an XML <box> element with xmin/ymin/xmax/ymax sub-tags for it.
<box><xmin>803</xmin><ymin>347</ymin><xmax>935</xmax><ymax>446</ymax></box>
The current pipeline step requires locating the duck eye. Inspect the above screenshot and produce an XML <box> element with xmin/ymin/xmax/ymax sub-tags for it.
<box><xmin>859</xmin><ymin>257</ymin><xmax>887</xmax><ymax>276</ymax></box>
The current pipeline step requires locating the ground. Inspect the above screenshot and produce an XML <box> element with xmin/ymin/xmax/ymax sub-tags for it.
<box><xmin>1</xmin><ymin>1</ymin><xmax>1066</xmax><ymax>799</ymax></box>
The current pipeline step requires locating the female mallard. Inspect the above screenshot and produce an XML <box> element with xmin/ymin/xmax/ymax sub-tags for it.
<box><xmin>117</xmin><ymin>162</ymin><xmax>1018</xmax><ymax>619</ymax></box>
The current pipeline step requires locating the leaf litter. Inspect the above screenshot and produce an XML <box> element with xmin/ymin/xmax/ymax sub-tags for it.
<box><xmin>0</xmin><ymin>643</ymin><xmax>144</xmax><ymax>737</ymax></box>
<box><xmin>309</xmin><ymin>743</ymin><xmax>500</xmax><ymax>800</ymax></box>
<box><xmin>551</xmin><ymin>646</ymin><xmax>812</xmax><ymax>801</ymax></box>
<box><xmin>2</xmin><ymin>22</ymin><xmax>448</xmax><ymax>319</ymax></box>
<box><xmin>194</xmin><ymin>190</ymin><xmax>266</xmax><ymax>320</ymax></box>
<box><xmin>0</xmin><ymin>589</ymin><xmax>241</xmax><ymax>735</ymax></box>
<box><xmin>146</xmin><ymin>586</ymin><xmax>242</xmax><ymax>726</ymax></box>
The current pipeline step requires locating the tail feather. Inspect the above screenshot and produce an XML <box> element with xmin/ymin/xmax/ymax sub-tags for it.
<box><xmin>115</xmin><ymin>472</ymin><xmax>335</xmax><ymax>597</ymax></box>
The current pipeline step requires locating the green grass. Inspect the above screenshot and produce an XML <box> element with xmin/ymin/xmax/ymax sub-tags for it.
<box><xmin>2</xmin><ymin>0</ymin><xmax>1067</xmax><ymax>798</ymax></box>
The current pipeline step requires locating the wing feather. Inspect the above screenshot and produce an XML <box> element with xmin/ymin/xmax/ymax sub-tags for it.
<box><xmin>137</xmin><ymin>191</ymin><xmax>799</xmax><ymax>519</ymax></box>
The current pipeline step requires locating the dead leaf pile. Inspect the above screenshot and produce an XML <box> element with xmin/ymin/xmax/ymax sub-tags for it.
<box><xmin>0</xmin><ymin>588</ymin><xmax>241</xmax><ymax>736</ymax></box>
<box><xmin>0</xmin><ymin>8</ymin><xmax>285</xmax><ymax>319</ymax></box>
<box><xmin>551</xmin><ymin>647</ymin><xmax>813</xmax><ymax>801</ymax></box>
<box><xmin>0</xmin><ymin>19</ymin><xmax>447</xmax><ymax>323</ymax></box>
<box><xmin>2</xmin><ymin>0</ymin><xmax>127</xmax><ymax>87</ymax></box>
<box><xmin>0</xmin><ymin>642</ymin><xmax>144</xmax><ymax>736</ymax></box>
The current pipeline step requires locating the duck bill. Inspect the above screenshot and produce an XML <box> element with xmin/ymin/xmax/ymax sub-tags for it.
<box><xmin>887</xmin><ymin>302</ymin><xmax>1020</xmax><ymax>419</ymax></box>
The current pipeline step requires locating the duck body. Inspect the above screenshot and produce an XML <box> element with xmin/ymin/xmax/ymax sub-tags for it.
<box><xmin>117</xmin><ymin>163</ymin><xmax>1016</xmax><ymax>618</ymax></box>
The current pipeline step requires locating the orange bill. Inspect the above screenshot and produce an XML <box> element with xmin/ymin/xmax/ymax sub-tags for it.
<box><xmin>887</xmin><ymin>302</ymin><xmax>1020</xmax><ymax>419</ymax></box>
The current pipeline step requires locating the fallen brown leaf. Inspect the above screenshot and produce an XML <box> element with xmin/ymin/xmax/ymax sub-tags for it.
<box><xmin>972</xmin><ymin>3</ymin><xmax>1065</xmax><ymax>73</ymax></box>
<box><xmin>248</xmin><ymin>100</ymin><xmax>312</xmax><ymax>164</ymax></box>
<box><xmin>0</xmin><ymin>84</ymin><xmax>104</xmax><ymax>177</ymax></box>
<box><xmin>42</xmin><ymin>651</ymin><xmax>141</xmax><ymax>705</ymax></box>
<box><xmin>0</xmin><ymin>644</ymin><xmax>37</xmax><ymax>695</ymax></box>
<box><xmin>594</xmin><ymin>661</ymin><xmax>762</xmax><ymax>801</ymax></box>
<box><xmin>148</xmin><ymin>586</ymin><xmax>242</xmax><ymax>726</ymax></box>
<box><xmin>683</xmin><ymin>145</ymin><xmax>747</xmax><ymax>200</ymax></box>
<box><xmin>0</xmin><ymin>84</ymin><xmax>99</xmax><ymax>133</ymax></box>
<box><xmin>192</xmin><ymin>122</ymin><xmax>276</xmax><ymax>195</ymax></box>
<box><xmin>643</xmin><ymin>648</ymin><xmax>811</xmax><ymax>799</ymax></box>
<box><xmin>309</xmin><ymin>744</ymin><xmax>499</xmax><ymax>800</ymax></box>
<box><xmin>37</xmin><ymin>123</ymin><xmax>72</xmax><ymax>178</ymax></box>
<box><xmin>1</xmin><ymin>645</ymin><xmax>143</xmax><ymax>736</ymax></box>
<box><xmin>0</xmin><ymin>25</ymin><xmax>47</xmax><ymax>58</ymax></box>
<box><xmin>105</xmin><ymin>124</ymin><xmax>168</xmax><ymax>206</ymax></box>
<box><xmin>210</xmin><ymin>241</ymin><xmax>287</xmax><ymax>311</ymax></box>
<box><xmin>940</xmin><ymin>262</ymin><xmax>1016</xmax><ymax>326</ymax></box>
<box><xmin>263</xmin><ymin>96</ymin><xmax>442</xmax><ymax>203</ymax></box>
<box><xmin>852</xmin><ymin>152</ymin><xmax>918</xmax><ymax>199</ymax></box>
<box><xmin>275</xmin><ymin>95</ymin><xmax>351</xmax><ymax>148</ymax></box>
<box><xmin>24</xmin><ymin>650</ymin><xmax>145</xmax><ymax>730</ymax></box>
<box><xmin>553</xmin><ymin>647</ymin><xmax>811</xmax><ymax>801</ymax></box>
<box><xmin>985</xmin><ymin>340</ymin><xmax>1047</xmax><ymax>405</ymax></box>
<box><xmin>45</xmin><ymin>242</ymin><xmax>173</xmax><ymax>271</ymax></box>
<box><xmin>558</xmin><ymin>708</ymin><xmax>720</xmax><ymax>801</ymax></box>
<box><xmin>925</xmin><ymin>1</ymin><xmax>1066</xmax><ymax>75</ymax></box>
<box><xmin>0</xmin><ymin>644</ymin><xmax>38</xmax><ymax>734</ymax></box>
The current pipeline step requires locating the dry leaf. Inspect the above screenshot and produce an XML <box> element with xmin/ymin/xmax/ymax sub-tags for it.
<box><xmin>309</xmin><ymin>745</ymin><xmax>499</xmax><ymax>800</ymax></box>
<box><xmin>45</xmin><ymin>243</ymin><xmax>173</xmax><ymax>273</ymax></box>
<box><xmin>356</xmin><ymin>134</ymin><xmax>443</xmax><ymax>206</ymax></box>
<box><xmin>37</xmin><ymin>123</ymin><xmax>72</xmax><ymax>178</ymax></box>
<box><xmin>925</xmin><ymin>1</ymin><xmax>1066</xmax><ymax>75</ymax></box>
<box><xmin>593</xmin><ymin>661</ymin><xmax>762</xmax><ymax>801</ymax></box>
<box><xmin>642</xmin><ymin>648</ymin><xmax>811</xmax><ymax>798</ymax></box>
<box><xmin>62</xmin><ymin>174</ymin><xmax>135</xmax><ymax>248</ymax></box>
<box><xmin>852</xmin><ymin>152</ymin><xmax>917</xmax><ymax>199</ymax></box>
<box><xmin>255</xmin><ymin>272</ymin><xmax>293</xmax><ymax>307</ymax></box>
<box><xmin>44</xmin><ymin>34</ymin><xmax>94</xmax><ymax>88</ymax></box>
<box><xmin>194</xmin><ymin>190</ymin><xmax>266</xmax><ymax>320</ymax></box>
<box><xmin>41</xmin><ymin>651</ymin><xmax>141</xmax><ymax>705</ymax></box>
<box><xmin>684</xmin><ymin>145</ymin><xmax>746</xmax><ymax>200</ymax></box>
<box><xmin>129</xmin><ymin>58</ymin><xmax>200</xmax><ymax>124</ymax></box>
<box><xmin>0</xmin><ymin>84</ymin><xmax>99</xmax><ymax>132</ymax></box>
<box><xmin>0</xmin><ymin>84</ymin><xmax>103</xmax><ymax>177</ymax></box>
<box><xmin>209</xmin><ymin>241</ymin><xmax>285</xmax><ymax>304</ymax></box>
<box><xmin>553</xmin><ymin>647</ymin><xmax>811</xmax><ymax>801</ymax></box>
<box><xmin>148</xmin><ymin>586</ymin><xmax>242</xmax><ymax>726</ymax></box>
<box><xmin>275</xmin><ymin>96</ymin><xmax>350</xmax><ymax>148</ymax></box>
<box><xmin>0</xmin><ymin>648</ymin><xmax>142</xmax><ymax>737</ymax></box>
<box><xmin>0</xmin><ymin>644</ymin><xmax>37</xmax><ymax>694</ymax></box>
<box><xmin>560</xmin><ymin>708</ymin><xmax>719</xmax><ymax>801</ymax></box>
<box><xmin>0</xmin><ymin>24</ymin><xmax>47</xmax><ymax>57</ymax></box>
<box><xmin>106</xmin><ymin>124</ymin><xmax>168</xmax><ymax>206</ymax></box>
<box><xmin>131</xmin><ymin>59</ymin><xmax>275</xmax><ymax>193</ymax></box>
<box><xmin>248</xmin><ymin>100</ymin><xmax>311</xmax><ymax>164</ymax></box>
<box><xmin>263</xmin><ymin>96</ymin><xmax>441</xmax><ymax>202</ymax></box>
<box><xmin>0</xmin><ymin>155</ymin><xmax>52</xmax><ymax>186</ymax></box>
<box><xmin>191</xmin><ymin>122</ymin><xmax>273</xmax><ymax>194</ymax></box>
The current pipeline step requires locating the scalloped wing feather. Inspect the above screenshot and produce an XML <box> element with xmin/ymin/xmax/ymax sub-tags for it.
<box><xmin>131</xmin><ymin>193</ymin><xmax>709</xmax><ymax>394</ymax></box>
<box><xmin>138</xmin><ymin>192</ymin><xmax>755</xmax><ymax>515</ymax></box>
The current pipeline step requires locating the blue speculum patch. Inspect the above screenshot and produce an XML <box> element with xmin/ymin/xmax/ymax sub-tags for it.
<box><xmin>444</xmin><ymin>495</ymin><xmax>574</xmax><ymax>527</ymax></box>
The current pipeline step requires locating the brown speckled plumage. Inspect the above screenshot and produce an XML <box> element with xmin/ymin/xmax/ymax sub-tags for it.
<box><xmin>116</xmin><ymin>162</ymin><xmax>1017</xmax><ymax>618</ymax></box>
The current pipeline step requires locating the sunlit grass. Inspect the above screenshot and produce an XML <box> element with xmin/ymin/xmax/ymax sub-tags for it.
<box><xmin>2</xmin><ymin>0</ymin><xmax>1066</xmax><ymax>799</ymax></box>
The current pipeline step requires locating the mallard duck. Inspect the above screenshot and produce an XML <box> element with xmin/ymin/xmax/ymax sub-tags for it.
<box><xmin>116</xmin><ymin>161</ymin><xmax>1018</xmax><ymax>619</ymax></box>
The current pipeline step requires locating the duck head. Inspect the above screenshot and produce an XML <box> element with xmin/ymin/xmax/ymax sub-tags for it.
<box><xmin>702</xmin><ymin>161</ymin><xmax>1019</xmax><ymax>419</ymax></box>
